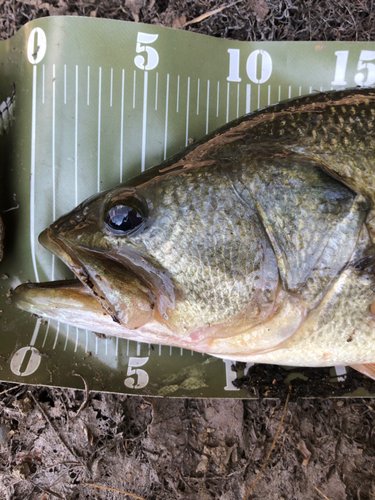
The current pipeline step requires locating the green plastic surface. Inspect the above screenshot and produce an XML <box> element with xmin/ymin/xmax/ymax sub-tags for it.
<box><xmin>0</xmin><ymin>17</ymin><xmax>374</xmax><ymax>396</ymax></box>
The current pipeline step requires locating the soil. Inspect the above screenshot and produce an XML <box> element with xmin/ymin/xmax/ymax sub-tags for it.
<box><xmin>2</xmin><ymin>1</ymin><xmax>375</xmax><ymax>499</ymax></box>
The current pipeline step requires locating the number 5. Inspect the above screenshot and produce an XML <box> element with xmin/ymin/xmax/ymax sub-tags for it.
<box><xmin>124</xmin><ymin>356</ymin><xmax>149</xmax><ymax>389</ymax></box>
<box><xmin>354</xmin><ymin>50</ymin><xmax>375</xmax><ymax>86</ymax></box>
<box><xmin>134</xmin><ymin>32</ymin><xmax>159</xmax><ymax>71</ymax></box>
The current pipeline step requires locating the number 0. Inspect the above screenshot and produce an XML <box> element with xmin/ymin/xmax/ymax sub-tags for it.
<box><xmin>27</xmin><ymin>27</ymin><xmax>47</xmax><ymax>64</ymax></box>
<box><xmin>246</xmin><ymin>50</ymin><xmax>272</xmax><ymax>84</ymax></box>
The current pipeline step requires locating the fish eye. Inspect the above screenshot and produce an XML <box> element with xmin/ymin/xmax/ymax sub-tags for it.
<box><xmin>105</xmin><ymin>204</ymin><xmax>144</xmax><ymax>234</ymax></box>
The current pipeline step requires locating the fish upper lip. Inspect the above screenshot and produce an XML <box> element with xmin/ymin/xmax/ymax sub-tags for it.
<box><xmin>39</xmin><ymin>227</ymin><xmax>116</xmax><ymax>316</ymax></box>
<box><xmin>39</xmin><ymin>228</ymin><xmax>90</xmax><ymax>283</ymax></box>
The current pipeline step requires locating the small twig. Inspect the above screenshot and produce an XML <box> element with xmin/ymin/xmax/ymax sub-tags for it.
<box><xmin>83</xmin><ymin>483</ymin><xmax>146</xmax><ymax>499</ymax></box>
<box><xmin>28</xmin><ymin>390</ymin><xmax>85</xmax><ymax>468</ymax></box>
<box><xmin>0</xmin><ymin>384</ymin><xmax>23</xmax><ymax>397</ymax></box>
<box><xmin>72</xmin><ymin>372</ymin><xmax>90</xmax><ymax>418</ymax></box>
<box><xmin>183</xmin><ymin>0</ymin><xmax>242</xmax><ymax>27</ymax></box>
<box><xmin>242</xmin><ymin>391</ymin><xmax>291</xmax><ymax>500</ymax></box>
<box><xmin>30</xmin><ymin>481</ymin><xmax>64</xmax><ymax>499</ymax></box>
<box><xmin>200</xmin><ymin>481</ymin><xmax>207</xmax><ymax>500</ymax></box>
<box><xmin>313</xmin><ymin>485</ymin><xmax>331</xmax><ymax>500</ymax></box>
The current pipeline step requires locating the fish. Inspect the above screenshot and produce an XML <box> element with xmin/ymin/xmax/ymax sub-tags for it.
<box><xmin>13</xmin><ymin>88</ymin><xmax>375</xmax><ymax>379</ymax></box>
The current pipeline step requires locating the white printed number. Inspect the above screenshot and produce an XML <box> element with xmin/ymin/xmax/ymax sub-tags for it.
<box><xmin>223</xmin><ymin>359</ymin><xmax>253</xmax><ymax>391</ymax></box>
<box><xmin>355</xmin><ymin>50</ymin><xmax>375</xmax><ymax>86</ymax></box>
<box><xmin>134</xmin><ymin>32</ymin><xmax>159</xmax><ymax>71</ymax></box>
<box><xmin>27</xmin><ymin>27</ymin><xmax>47</xmax><ymax>64</ymax></box>
<box><xmin>332</xmin><ymin>50</ymin><xmax>375</xmax><ymax>87</ymax></box>
<box><xmin>10</xmin><ymin>347</ymin><xmax>42</xmax><ymax>376</ymax></box>
<box><xmin>124</xmin><ymin>356</ymin><xmax>149</xmax><ymax>389</ymax></box>
<box><xmin>227</xmin><ymin>48</ymin><xmax>272</xmax><ymax>84</ymax></box>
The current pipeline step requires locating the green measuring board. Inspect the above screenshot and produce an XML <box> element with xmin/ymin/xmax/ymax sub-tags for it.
<box><xmin>0</xmin><ymin>17</ymin><xmax>374</xmax><ymax>396</ymax></box>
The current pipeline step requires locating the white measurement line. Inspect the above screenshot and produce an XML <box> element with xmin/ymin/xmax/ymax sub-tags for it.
<box><xmin>52</xmin><ymin>63</ymin><xmax>56</xmax><ymax>280</ymax></box>
<box><xmin>299</xmin><ymin>86</ymin><xmax>302</xmax><ymax>96</ymax></box>
<box><xmin>320</xmin><ymin>86</ymin><xmax>323</xmax><ymax>92</ymax></box>
<box><xmin>185</xmin><ymin>76</ymin><xmax>190</xmax><ymax>147</ymax></box>
<box><xmin>64</xmin><ymin>64</ymin><xmax>67</xmax><ymax>104</ymax></box>
<box><xmin>191</xmin><ymin>350</ymin><xmax>194</xmax><ymax>356</ymax></box>
<box><xmin>105</xmin><ymin>338</ymin><xmax>108</xmax><ymax>355</ymax></box>
<box><xmin>288</xmin><ymin>85</ymin><xmax>292</xmax><ymax>99</ymax></box>
<box><xmin>64</xmin><ymin>325</ymin><xmax>69</xmax><ymax>350</ymax></box>
<box><xmin>159</xmin><ymin>345</ymin><xmax>161</xmax><ymax>355</ymax></box>
<box><xmin>257</xmin><ymin>85</ymin><xmax>260</xmax><ymax>109</ymax></box>
<box><xmin>170</xmin><ymin>346</ymin><xmax>172</xmax><ymax>356</ymax></box>
<box><xmin>115</xmin><ymin>337</ymin><xmax>119</xmax><ymax>356</ymax></box>
<box><xmin>74</xmin><ymin>328</ymin><xmax>79</xmax><ymax>352</ymax></box>
<box><xmin>236</xmin><ymin>83</ymin><xmax>240</xmax><ymax>118</ymax></box>
<box><xmin>216</xmin><ymin>81</ymin><xmax>220</xmax><ymax>117</ymax></box>
<box><xmin>334</xmin><ymin>365</ymin><xmax>347</xmax><ymax>382</ymax></box>
<box><xmin>309</xmin><ymin>86</ymin><xmax>312</xmax><ymax>94</ymax></box>
<box><xmin>141</xmin><ymin>70</ymin><xmax>148</xmax><ymax>172</ymax></box>
<box><xmin>176</xmin><ymin>75</ymin><xmax>180</xmax><ymax>112</ymax></box>
<box><xmin>30</xmin><ymin>318</ymin><xmax>41</xmax><ymax>346</ymax></box>
<box><xmin>75</xmin><ymin>65</ymin><xmax>78</xmax><ymax>206</ymax></box>
<box><xmin>42</xmin><ymin>64</ymin><xmax>45</xmax><ymax>104</ymax></box>
<box><xmin>155</xmin><ymin>72</ymin><xmax>158</xmax><ymax>110</ymax></box>
<box><xmin>52</xmin><ymin>322</ymin><xmax>60</xmax><ymax>350</ymax></box>
<box><xmin>164</xmin><ymin>73</ymin><xmax>169</xmax><ymax>161</ymax></box>
<box><xmin>85</xmin><ymin>330</ymin><xmax>88</xmax><ymax>352</ymax></box>
<box><xmin>133</xmin><ymin>70</ymin><xmax>136</xmax><ymax>108</ymax></box>
<box><xmin>127</xmin><ymin>339</ymin><xmax>129</xmax><ymax>356</ymax></box>
<box><xmin>197</xmin><ymin>78</ymin><xmax>200</xmax><ymax>115</ymax></box>
<box><xmin>206</xmin><ymin>79</ymin><xmax>210</xmax><ymax>134</ymax></box>
<box><xmin>30</xmin><ymin>64</ymin><xmax>39</xmax><ymax>283</ymax></box>
<box><xmin>226</xmin><ymin>82</ymin><xmax>230</xmax><ymax>123</ymax></box>
<box><xmin>95</xmin><ymin>336</ymin><xmax>98</xmax><ymax>355</ymax></box>
<box><xmin>246</xmin><ymin>84</ymin><xmax>251</xmax><ymax>113</ymax></box>
<box><xmin>268</xmin><ymin>84</ymin><xmax>271</xmax><ymax>105</ymax></box>
<box><xmin>87</xmin><ymin>66</ymin><xmax>90</xmax><ymax>105</ymax></box>
<box><xmin>180</xmin><ymin>348</ymin><xmax>183</xmax><ymax>356</ymax></box>
<box><xmin>120</xmin><ymin>69</ymin><xmax>125</xmax><ymax>183</ymax></box>
<box><xmin>278</xmin><ymin>85</ymin><xmax>281</xmax><ymax>102</ymax></box>
<box><xmin>110</xmin><ymin>68</ymin><xmax>113</xmax><ymax>107</ymax></box>
<box><xmin>42</xmin><ymin>321</ymin><xmax>50</xmax><ymax>348</ymax></box>
<box><xmin>137</xmin><ymin>342</ymin><xmax>141</xmax><ymax>356</ymax></box>
<box><xmin>97</xmin><ymin>67</ymin><xmax>102</xmax><ymax>192</ymax></box>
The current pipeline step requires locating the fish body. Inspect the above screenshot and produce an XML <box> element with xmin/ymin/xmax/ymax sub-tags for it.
<box><xmin>14</xmin><ymin>89</ymin><xmax>375</xmax><ymax>373</ymax></box>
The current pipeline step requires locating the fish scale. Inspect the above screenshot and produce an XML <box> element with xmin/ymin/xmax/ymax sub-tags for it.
<box><xmin>133</xmin><ymin>165</ymin><xmax>278</xmax><ymax>332</ymax></box>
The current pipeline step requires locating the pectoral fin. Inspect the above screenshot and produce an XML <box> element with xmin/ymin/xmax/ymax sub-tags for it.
<box><xmin>202</xmin><ymin>291</ymin><xmax>306</xmax><ymax>358</ymax></box>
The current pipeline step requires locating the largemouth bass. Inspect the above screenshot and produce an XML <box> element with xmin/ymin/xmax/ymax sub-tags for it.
<box><xmin>14</xmin><ymin>88</ymin><xmax>375</xmax><ymax>378</ymax></box>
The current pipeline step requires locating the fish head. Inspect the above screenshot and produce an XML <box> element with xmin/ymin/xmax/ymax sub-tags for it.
<box><xmin>14</xmin><ymin>164</ymin><xmax>281</xmax><ymax>351</ymax></box>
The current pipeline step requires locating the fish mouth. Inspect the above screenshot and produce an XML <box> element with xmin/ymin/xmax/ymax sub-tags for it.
<box><xmin>13</xmin><ymin>228</ymin><xmax>156</xmax><ymax>333</ymax></box>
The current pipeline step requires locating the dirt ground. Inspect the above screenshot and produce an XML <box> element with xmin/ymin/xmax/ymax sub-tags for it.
<box><xmin>2</xmin><ymin>1</ymin><xmax>375</xmax><ymax>499</ymax></box>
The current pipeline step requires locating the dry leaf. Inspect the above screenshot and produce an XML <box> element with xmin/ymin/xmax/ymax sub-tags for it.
<box><xmin>172</xmin><ymin>15</ymin><xmax>187</xmax><ymax>29</ymax></box>
<box><xmin>125</xmin><ymin>0</ymin><xmax>146</xmax><ymax>23</ymax></box>
<box><xmin>297</xmin><ymin>440</ymin><xmax>312</xmax><ymax>466</ymax></box>
<box><xmin>249</xmin><ymin>0</ymin><xmax>270</xmax><ymax>21</ymax></box>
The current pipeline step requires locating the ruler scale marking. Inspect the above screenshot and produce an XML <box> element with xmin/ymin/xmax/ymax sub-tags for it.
<box><xmin>141</xmin><ymin>70</ymin><xmax>148</xmax><ymax>172</ymax></box>
<box><xmin>75</xmin><ymin>65</ymin><xmax>78</xmax><ymax>206</ymax></box>
<box><xmin>185</xmin><ymin>76</ymin><xmax>190</xmax><ymax>147</ymax></box>
<box><xmin>97</xmin><ymin>67</ymin><xmax>102</xmax><ymax>192</ymax></box>
<box><xmin>120</xmin><ymin>69</ymin><xmax>125</xmax><ymax>183</ymax></box>
<box><xmin>163</xmin><ymin>73</ymin><xmax>169</xmax><ymax>160</ymax></box>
